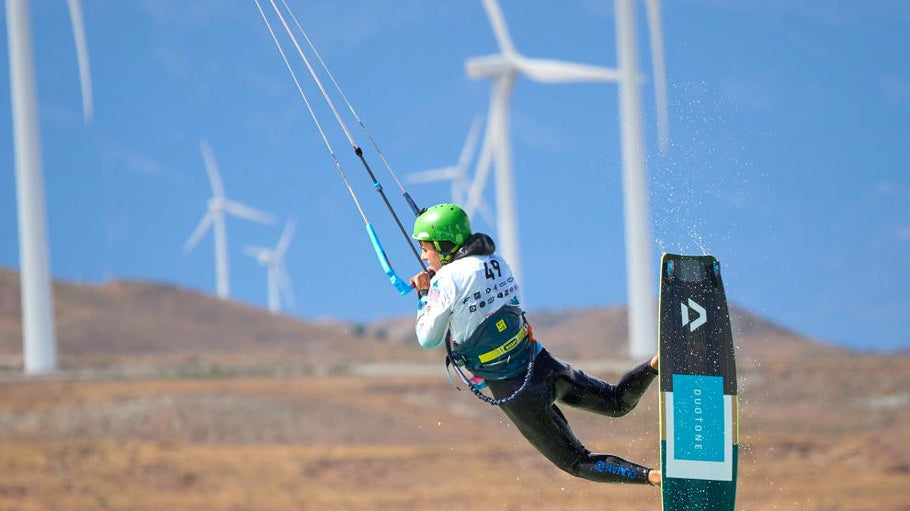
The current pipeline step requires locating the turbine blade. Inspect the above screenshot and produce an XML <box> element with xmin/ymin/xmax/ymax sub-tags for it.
<box><xmin>645</xmin><ymin>0</ymin><xmax>670</xmax><ymax>152</ymax></box>
<box><xmin>275</xmin><ymin>217</ymin><xmax>296</xmax><ymax>256</ymax></box>
<box><xmin>464</xmin><ymin>129</ymin><xmax>494</xmax><ymax>218</ymax></box>
<box><xmin>199</xmin><ymin>139</ymin><xmax>225</xmax><ymax>198</ymax></box>
<box><xmin>278</xmin><ymin>265</ymin><xmax>295</xmax><ymax>310</ymax></box>
<box><xmin>456</xmin><ymin>115</ymin><xmax>483</xmax><ymax>173</ymax></box>
<box><xmin>477</xmin><ymin>197</ymin><xmax>496</xmax><ymax>229</ymax></box>
<box><xmin>518</xmin><ymin>58</ymin><xmax>620</xmax><ymax>83</ymax></box>
<box><xmin>183</xmin><ymin>212</ymin><xmax>214</xmax><ymax>253</ymax></box>
<box><xmin>66</xmin><ymin>0</ymin><xmax>93</xmax><ymax>125</ymax></box>
<box><xmin>406</xmin><ymin>167</ymin><xmax>460</xmax><ymax>184</ymax></box>
<box><xmin>464</xmin><ymin>91</ymin><xmax>501</xmax><ymax>217</ymax></box>
<box><xmin>481</xmin><ymin>0</ymin><xmax>515</xmax><ymax>54</ymax></box>
<box><xmin>224</xmin><ymin>201</ymin><xmax>274</xmax><ymax>225</ymax></box>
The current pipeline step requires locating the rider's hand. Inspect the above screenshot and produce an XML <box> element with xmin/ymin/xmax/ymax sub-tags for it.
<box><xmin>410</xmin><ymin>270</ymin><xmax>433</xmax><ymax>295</ymax></box>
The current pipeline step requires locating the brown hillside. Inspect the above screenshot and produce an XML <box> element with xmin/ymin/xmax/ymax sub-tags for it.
<box><xmin>0</xmin><ymin>268</ymin><xmax>434</xmax><ymax>371</ymax></box>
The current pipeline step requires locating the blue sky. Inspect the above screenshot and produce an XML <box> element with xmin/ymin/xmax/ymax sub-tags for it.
<box><xmin>0</xmin><ymin>1</ymin><xmax>908</xmax><ymax>351</ymax></box>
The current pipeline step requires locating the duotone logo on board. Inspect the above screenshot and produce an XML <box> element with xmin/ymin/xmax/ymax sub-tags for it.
<box><xmin>664</xmin><ymin>374</ymin><xmax>734</xmax><ymax>481</ymax></box>
<box><xmin>680</xmin><ymin>298</ymin><xmax>706</xmax><ymax>332</ymax></box>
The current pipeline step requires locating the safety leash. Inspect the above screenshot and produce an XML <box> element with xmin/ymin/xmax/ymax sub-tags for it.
<box><xmin>443</xmin><ymin>315</ymin><xmax>538</xmax><ymax>406</ymax></box>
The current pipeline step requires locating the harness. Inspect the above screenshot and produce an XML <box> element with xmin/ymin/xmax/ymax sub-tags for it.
<box><xmin>444</xmin><ymin>305</ymin><xmax>538</xmax><ymax>406</ymax></box>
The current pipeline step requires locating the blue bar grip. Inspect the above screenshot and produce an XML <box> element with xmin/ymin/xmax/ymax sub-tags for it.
<box><xmin>366</xmin><ymin>223</ymin><xmax>413</xmax><ymax>295</ymax></box>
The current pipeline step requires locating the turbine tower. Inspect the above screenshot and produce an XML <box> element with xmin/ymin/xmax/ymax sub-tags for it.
<box><xmin>405</xmin><ymin>116</ymin><xmax>495</xmax><ymax>228</ymax></box>
<box><xmin>5</xmin><ymin>0</ymin><xmax>94</xmax><ymax>374</ymax></box>
<box><xmin>463</xmin><ymin>0</ymin><xmax>621</xmax><ymax>286</ymax></box>
<box><xmin>615</xmin><ymin>0</ymin><xmax>669</xmax><ymax>358</ymax></box>
<box><xmin>244</xmin><ymin>218</ymin><xmax>296</xmax><ymax>315</ymax></box>
<box><xmin>184</xmin><ymin>140</ymin><xmax>274</xmax><ymax>300</ymax></box>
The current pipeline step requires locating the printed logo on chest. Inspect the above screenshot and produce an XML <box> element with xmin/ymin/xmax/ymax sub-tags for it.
<box><xmin>461</xmin><ymin>257</ymin><xmax>519</xmax><ymax>313</ymax></box>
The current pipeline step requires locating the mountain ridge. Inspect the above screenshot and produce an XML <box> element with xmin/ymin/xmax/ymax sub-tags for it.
<box><xmin>0</xmin><ymin>267</ymin><xmax>845</xmax><ymax>370</ymax></box>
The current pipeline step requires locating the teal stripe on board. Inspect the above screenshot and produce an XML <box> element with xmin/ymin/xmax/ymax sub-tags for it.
<box><xmin>661</xmin><ymin>442</ymin><xmax>738</xmax><ymax>511</ymax></box>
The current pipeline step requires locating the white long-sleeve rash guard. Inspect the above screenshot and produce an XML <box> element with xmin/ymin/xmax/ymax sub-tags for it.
<box><xmin>415</xmin><ymin>252</ymin><xmax>522</xmax><ymax>350</ymax></box>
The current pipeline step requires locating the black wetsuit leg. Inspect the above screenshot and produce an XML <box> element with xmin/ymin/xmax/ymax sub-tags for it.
<box><xmin>486</xmin><ymin>347</ymin><xmax>658</xmax><ymax>484</ymax></box>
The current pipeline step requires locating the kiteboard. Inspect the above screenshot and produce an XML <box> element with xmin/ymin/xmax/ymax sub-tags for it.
<box><xmin>658</xmin><ymin>254</ymin><xmax>738</xmax><ymax>510</ymax></box>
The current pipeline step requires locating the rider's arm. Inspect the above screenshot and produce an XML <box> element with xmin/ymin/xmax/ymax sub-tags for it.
<box><xmin>414</xmin><ymin>274</ymin><xmax>456</xmax><ymax>350</ymax></box>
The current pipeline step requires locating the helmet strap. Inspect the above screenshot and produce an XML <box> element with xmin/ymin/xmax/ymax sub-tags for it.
<box><xmin>433</xmin><ymin>240</ymin><xmax>459</xmax><ymax>265</ymax></box>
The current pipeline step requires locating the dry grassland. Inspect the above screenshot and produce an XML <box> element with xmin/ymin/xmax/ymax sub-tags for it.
<box><xmin>0</xmin><ymin>355</ymin><xmax>907</xmax><ymax>510</ymax></box>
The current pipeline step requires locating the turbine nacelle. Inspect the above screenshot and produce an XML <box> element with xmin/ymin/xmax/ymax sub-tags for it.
<box><xmin>243</xmin><ymin>246</ymin><xmax>273</xmax><ymax>266</ymax></box>
<box><xmin>465</xmin><ymin>55</ymin><xmax>516</xmax><ymax>80</ymax></box>
<box><xmin>207</xmin><ymin>196</ymin><xmax>225</xmax><ymax>212</ymax></box>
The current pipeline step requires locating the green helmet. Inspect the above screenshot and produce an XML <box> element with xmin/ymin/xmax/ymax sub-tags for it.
<box><xmin>412</xmin><ymin>204</ymin><xmax>472</xmax><ymax>261</ymax></box>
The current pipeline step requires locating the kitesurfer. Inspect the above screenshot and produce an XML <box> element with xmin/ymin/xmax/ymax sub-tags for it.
<box><xmin>409</xmin><ymin>204</ymin><xmax>662</xmax><ymax>486</ymax></box>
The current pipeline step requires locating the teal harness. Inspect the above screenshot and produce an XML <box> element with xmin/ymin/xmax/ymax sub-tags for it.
<box><xmin>445</xmin><ymin>305</ymin><xmax>538</xmax><ymax>406</ymax></box>
<box><xmin>449</xmin><ymin>305</ymin><xmax>534</xmax><ymax>380</ymax></box>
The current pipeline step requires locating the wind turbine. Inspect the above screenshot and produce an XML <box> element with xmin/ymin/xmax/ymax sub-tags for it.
<box><xmin>244</xmin><ymin>218</ymin><xmax>296</xmax><ymax>315</ymax></box>
<box><xmin>405</xmin><ymin>116</ymin><xmax>495</xmax><ymax>228</ymax></box>
<box><xmin>463</xmin><ymin>0</ymin><xmax>622</xmax><ymax>286</ymax></box>
<box><xmin>465</xmin><ymin>0</ymin><xmax>669</xmax><ymax>358</ymax></box>
<box><xmin>5</xmin><ymin>0</ymin><xmax>94</xmax><ymax>374</ymax></box>
<box><xmin>184</xmin><ymin>140</ymin><xmax>274</xmax><ymax>300</ymax></box>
